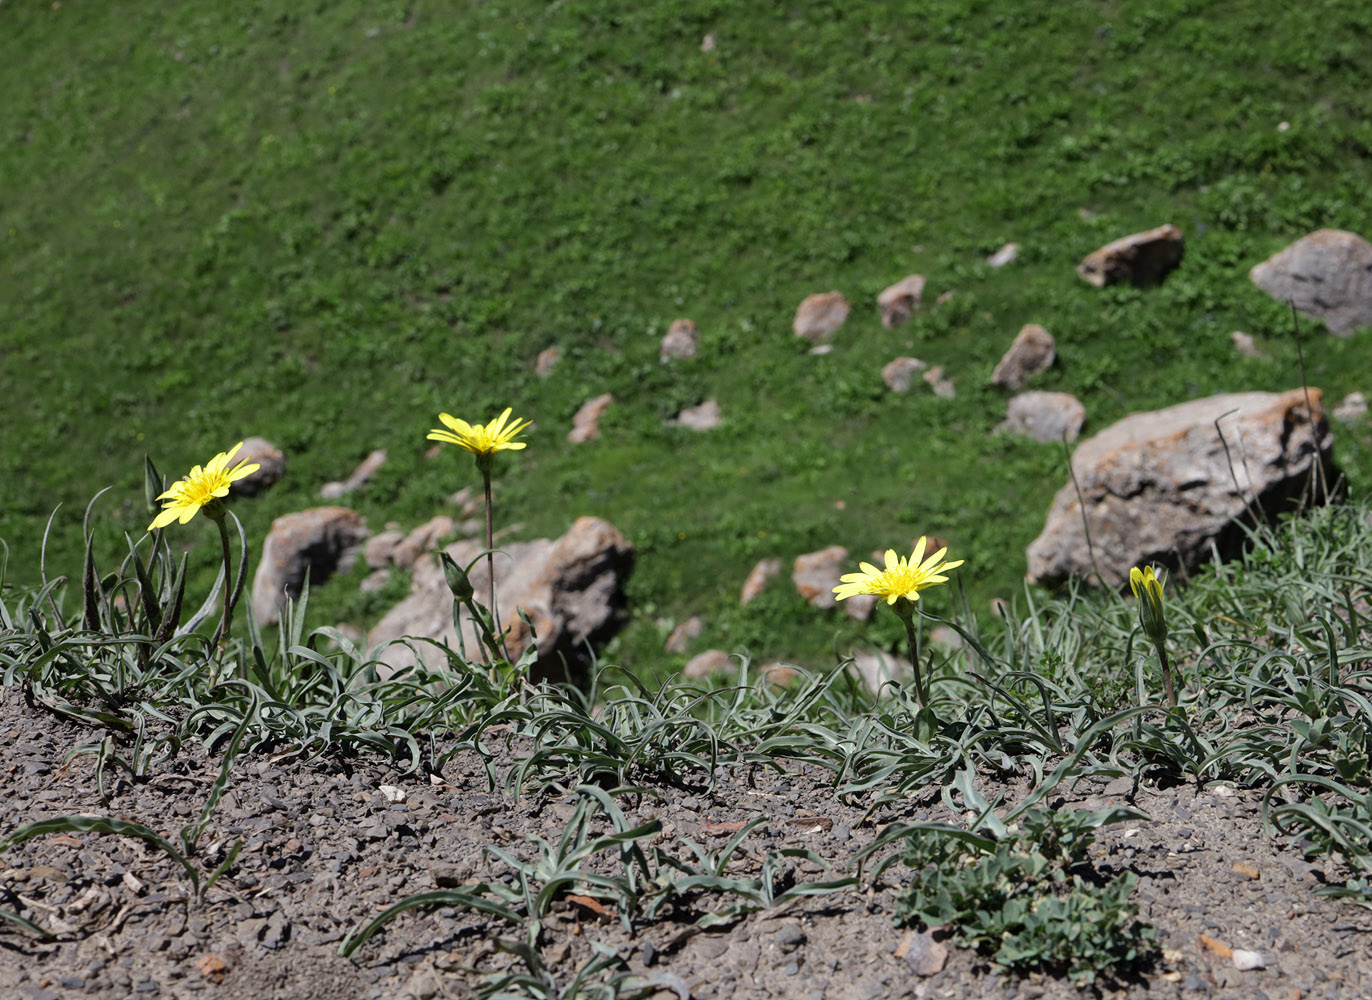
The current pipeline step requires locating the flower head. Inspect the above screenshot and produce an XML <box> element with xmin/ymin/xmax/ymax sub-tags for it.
<box><xmin>833</xmin><ymin>537</ymin><xmax>964</xmax><ymax>609</ymax></box>
<box><xmin>427</xmin><ymin>407</ymin><xmax>531</xmax><ymax>468</ymax></box>
<box><xmin>1130</xmin><ymin>565</ymin><xmax>1168</xmax><ymax>645</ymax></box>
<box><xmin>147</xmin><ymin>442</ymin><xmax>260</xmax><ymax>531</ymax></box>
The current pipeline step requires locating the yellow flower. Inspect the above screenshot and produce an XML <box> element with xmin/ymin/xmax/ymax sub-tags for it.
<box><xmin>426</xmin><ymin>407</ymin><xmax>531</xmax><ymax>460</ymax></box>
<box><xmin>833</xmin><ymin>537</ymin><xmax>964</xmax><ymax>606</ymax></box>
<box><xmin>147</xmin><ymin>442</ymin><xmax>261</xmax><ymax>530</ymax></box>
<box><xmin>1129</xmin><ymin>565</ymin><xmax>1168</xmax><ymax>645</ymax></box>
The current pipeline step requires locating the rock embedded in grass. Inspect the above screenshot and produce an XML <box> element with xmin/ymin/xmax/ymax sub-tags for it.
<box><xmin>1250</xmin><ymin>229</ymin><xmax>1372</xmax><ymax>337</ymax></box>
<box><xmin>740</xmin><ymin>557</ymin><xmax>782</xmax><ymax>605</ymax></box>
<box><xmin>319</xmin><ymin>448</ymin><xmax>387</xmax><ymax>499</ymax></box>
<box><xmin>659</xmin><ymin>318</ymin><xmax>700</xmax><ymax>361</ymax></box>
<box><xmin>1026</xmin><ymin>388</ymin><xmax>1337</xmax><ymax>588</ymax></box>
<box><xmin>995</xmin><ymin>390</ymin><xmax>1085</xmax><ymax>443</ymax></box>
<box><xmin>876</xmin><ymin>275</ymin><xmax>925</xmax><ymax>330</ymax></box>
<box><xmin>989</xmin><ymin>323</ymin><xmax>1056</xmax><ymax>391</ymax></box>
<box><xmin>1076</xmin><ymin>223</ymin><xmax>1184</xmax><ymax>288</ymax></box>
<box><xmin>534</xmin><ymin>345</ymin><xmax>561</xmax><ymax>376</ymax></box>
<box><xmin>668</xmin><ymin>398</ymin><xmax>721</xmax><ymax>430</ymax></box>
<box><xmin>792</xmin><ymin>291</ymin><xmax>850</xmax><ymax>343</ymax></box>
<box><xmin>881</xmin><ymin>356</ymin><xmax>926</xmax><ymax>393</ymax></box>
<box><xmin>229</xmin><ymin>436</ymin><xmax>285</xmax><ymax>497</ymax></box>
<box><xmin>682</xmin><ymin>648</ymin><xmax>734</xmax><ymax>679</ymax></box>
<box><xmin>568</xmin><ymin>393</ymin><xmax>613</xmax><ymax>443</ymax></box>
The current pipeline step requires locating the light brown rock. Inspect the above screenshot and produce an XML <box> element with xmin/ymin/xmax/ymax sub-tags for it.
<box><xmin>995</xmin><ymin>391</ymin><xmax>1086</xmax><ymax>443</ymax></box>
<box><xmin>364</xmin><ymin>529</ymin><xmax>406</xmax><ymax>570</ymax></box>
<box><xmin>1026</xmin><ymin>389</ymin><xmax>1336</xmax><ymax>588</ymax></box>
<box><xmin>251</xmin><ymin>507</ymin><xmax>370</xmax><ymax>626</ymax></box>
<box><xmin>664</xmin><ymin>616</ymin><xmax>703</xmax><ymax>654</ymax></box>
<box><xmin>535</xmin><ymin>346</ymin><xmax>562</xmax><ymax>377</ymax></box>
<box><xmin>683</xmin><ymin>649</ymin><xmax>734</xmax><ymax>680</ymax></box>
<box><xmin>876</xmin><ymin>275</ymin><xmax>925</xmax><ymax>330</ymax></box>
<box><xmin>369</xmin><ymin>516</ymin><xmax>634</xmax><ymax>684</ymax></box>
<box><xmin>990</xmin><ymin>324</ymin><xmax>1056</xmax><ymax>391</ymax></box>
<box><xmin>320</xmin><ymin>449</ymin><xmax>387</xmax><ymax>500</ymax></box>
<box><xmin>882</xmin><ymin>357</ymin><xmax>926</xmax><ymax>392</ymax></box>
<box><xmin>792</xmin><ymin>292</ymin><xmax>850</xmax><ymax>343</ymax></box>
<box><xmin>568</xmin><ymin>393</ymin><xmax>613</xmax><ymax>444</ymax></box>
<box><xmin>740</xmin><ymin>557</ymin><xmax>782</xmax><ymax>605</ymax></box>
<box><xmin>1077</xmin><ymin>223</ymin><xmax>1184</xmax><ymax>288</ymax></box>
<box><xmin>390</xmin><ymin>516</ymin><xmax>456</xmax><ymax>570</ymax></box>
<box><xmin>669</xmin><ymin>399</ymin><xmax>721</xmax><ymax>431</ymax></box>
<box><xmin>1250</xmin><ymin>229</ymin><xmax>1372</xmax><ymax>336</ymax></box>
<box><xmin>923</xmin><ymin>366</ymin><xmax>956</xmax><ymax>399</ymax></box>
<box><xmin>229</xmin><ymin>437</ymin><xmax>285</xmax><ymax>497</ymax></box>
<box><xmin>792</xmin><ymin>546</ymin><xmax>848</xmax><ymax>611</ymax></box>
<box><xmin>660</xmin><ymin>319</ymin><xmax>700</xmax><ymax>361</ymax></box>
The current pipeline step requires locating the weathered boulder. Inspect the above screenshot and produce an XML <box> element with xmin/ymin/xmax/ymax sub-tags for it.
<box><xmin>1249</xmin><ymin>229</ymin><xmax>1372</xmax><ymax>337</ymax></box>
<box><xmin>389</xmin><ymin>515</ymin><xmax>457</xmax><ymax>570</ymax></box>
<box><xmin>660</xmin><ymin>319</ymin><xmax>700</xmax><ymax>361</ymax></box>
<box><xmin>251</xmin><ymin>507</ymin><xmax>369</xmax><ymax>625</ymax></box>
<box><xmin>1077</xmin><ymin>224</ymin><xmax>1184</xmax><ymax>288</ymax></box>
<box><xmin>876</xmin><ymin>275</ymin><xmax>925</xmax><ymax>330</ymax></box>
<box><xmin>1333</xmin><ymin>392</ymin><xmax>1367</xmax><ymax>423</ymax></box>
<box><xmin>369</xmin><ymin>516</ymin><xmax>634</xmax><ymax>683</ymax></box>
<box><xmin>990</xmin><ymin>324</ymin><xmax>1056</xmax><ymax>391</ymax></box>
<box><xmin>848</xmin><ymin>648</ymin><xmax>909</xmax><ymax>695</ymax></box>
<box><xmin>1026</xmin><ymin>389</ymin><xmax>1335</xmax><ymax>588</ymax></box>
<box><xmin>996</xmin><ymin>391</ymin><xmax>1086</xmax><ymax>444</ymax></box>
<box><xmin>669</xmin><ymin>399</ymin><xmax>721</xmax><ymax>431</ymax></box>
<box><xmin>882</xmin><ymin>357</ymin><xmax>926</xmax><ymax>393</ymax></box>
<box><xmin>568</xmin><ymin>393</ymin><xmax>613</xmax><ymax>443</ymax></box>
<box><xmin>1231</xmin><ymin>331</ymin><xmax>1264</xmax><ymax>358</ymax></box>
<box><xmin>793</xmin><ymin>292</ymin><xmax>850</xmax><ymax>343</ymax></box>
<box><xmin>229</xmin><ymin>437</ymin><xmax>285</xmax><ymax>497</ymax></box>
<box><xmin>320</xmin><ymin>449</ymin><xmax>387</xmax><ymax>500</ymax></box>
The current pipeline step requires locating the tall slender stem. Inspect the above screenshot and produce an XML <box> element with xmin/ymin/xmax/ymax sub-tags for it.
<box><xmin>211</xmin><ymin>515</ymin><xmax>233</xmax><ymax>649</ymax></box>
<box><xmin>1158</xmin><ymin>643</ymin><xmax>1176</xmax><ymax>708</ymax></box>
<box><xmin>902</xmin><ymin>613</ymin><xmax>927</xmax><ymax>709</ymax></box>
<box><xmin>482</xmin><ymin>469</ymin><xmax>502</xmax><ymax>646</ymax></box>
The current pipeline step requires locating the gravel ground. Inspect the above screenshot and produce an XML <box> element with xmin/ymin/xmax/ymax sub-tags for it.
<box><xmin>2</xmin><ymin>685</ymin><xmax>1370</xmax><ymax>1000</ymax></box>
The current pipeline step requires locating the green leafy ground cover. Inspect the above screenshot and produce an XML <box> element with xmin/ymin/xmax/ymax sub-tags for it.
<box><xmin>3</xmin><ymin>0</ymin><xmax>1372</xmax><ymax>671</ymax></box>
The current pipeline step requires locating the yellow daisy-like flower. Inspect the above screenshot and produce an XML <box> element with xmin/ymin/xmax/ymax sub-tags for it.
<box><xmin>147</xmin><ymin>442</ymin><xmax>261</xmax><ymax>531</ymax></box>
<box><xmin>426</xmin><ymin>407</ymin><xmax>531</xmax><ymax>460</ymax></box>
<box><xmin>833</xmin><ymin>537</ymin><xmax>964</xmax><ymax>606</ymax></box>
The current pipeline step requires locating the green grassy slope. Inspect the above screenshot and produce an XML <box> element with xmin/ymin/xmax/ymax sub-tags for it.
<box><xmin>2</xmin><ymin>0</ymin><xmax>1371</xmax><ymax>670</ymax></box>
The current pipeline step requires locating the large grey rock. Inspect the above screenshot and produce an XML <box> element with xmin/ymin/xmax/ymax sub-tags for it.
<box><xmin>252</xmin><ymin>507</ymin><xmax>369</xmax><ymax>625</ymax></box>
<box><xmin>1026</xmin><ymin>389</ymin><xmax>1335</xmax><ymax>588</ymax></box>
<box><xmin>369</xmin><ymin>516</ymin><xmax>634</xmax><ymax>683</ymax></box>
<box><xmin>1077</xmin><ymin>224</ymin><xmax>1184</xmax><ymax>288</ymax></box>
<box><xmin>882</xmin><ymin>357</ymin><xmax>926</xmax><ymax>393</ymax></box>
<box><xmin>229</xmin><ymin>437</ymin><xmax>285</xmax><ymax>497</ymax></box>
<box><xmin>793</xmin><ymin>546</ymin><xmax>876</xmax><ymax>621</ymax></box>
<box><xmin>1249</xmin><ymin>229</ymin><xmax>1372</xmax><ymax>337</ymax></box>
<box><xmin>990</xmin><ymin>324</ymin><xmax>1056</xmax><ymax>391</ymax></box>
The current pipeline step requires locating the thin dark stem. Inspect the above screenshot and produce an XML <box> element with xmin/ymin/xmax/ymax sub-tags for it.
<box><xmin>902</xmin><ymin>614</ymin><xmax>927</xmax><ymax>708</ymax></box>
<box><xmin>212</xmin><ymin>515</ymin><xmax>233</xmax><ymax>648</ymax></box>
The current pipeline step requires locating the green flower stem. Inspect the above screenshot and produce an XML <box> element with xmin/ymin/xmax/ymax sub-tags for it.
<box><xmin>1156</xmin><ymin>642</ymin><xmax>1176</xmax><ymax>708</ymax></box>
<box><xmin>211</xmin><ymin>513</ymin><xmax>234</xmax><ymax>648</ymax></box>
<box><xmin>899</xmin><ymin>604</ymin><xmax>927</xmax><ymax>708</ymax></box>
<box><xmin>480</xmin><ymin>466</ymin><xmax>503</xmax><ymax>651</ymax></box>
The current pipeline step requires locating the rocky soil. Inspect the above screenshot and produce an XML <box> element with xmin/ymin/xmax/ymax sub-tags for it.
<box><xmin>2</xmin><ymin>685</ymin><xmax>1370</xmax><ymax>1000</ymax></box>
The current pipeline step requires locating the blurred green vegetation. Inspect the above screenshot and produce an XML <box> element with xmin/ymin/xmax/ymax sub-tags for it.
<box><xmin>2</xmin><ymin>0</ymin><xmax>1370</xmax><ymax>671</ymax></box>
